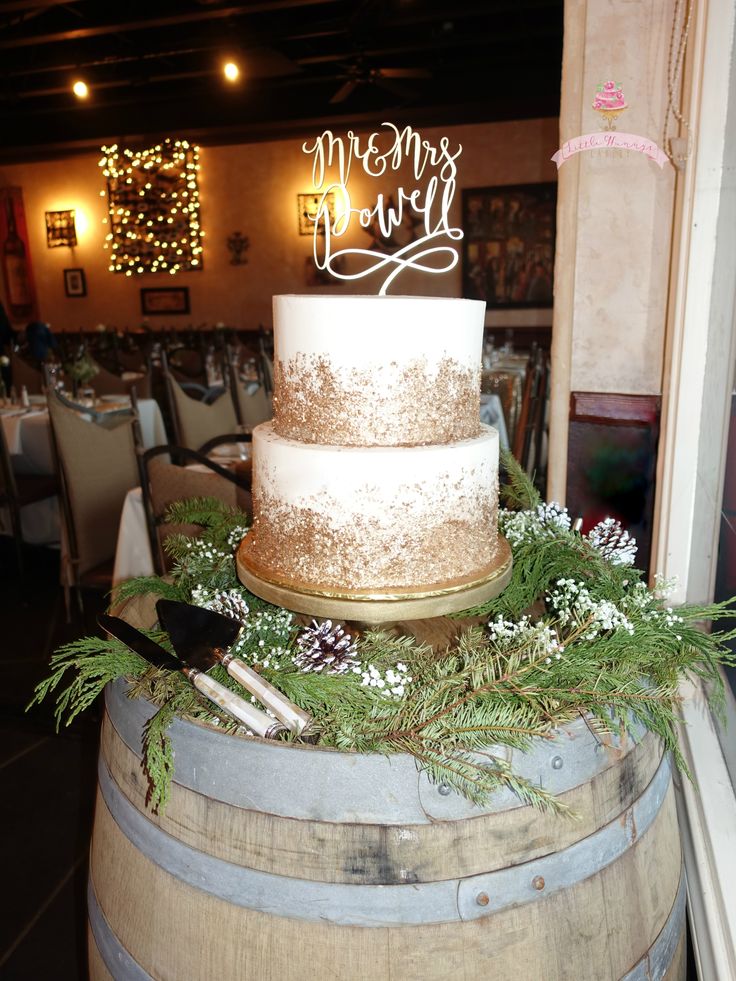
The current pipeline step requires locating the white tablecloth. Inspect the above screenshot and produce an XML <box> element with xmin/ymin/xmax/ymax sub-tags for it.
<box><xmin>480</xmin><ymin>393</ymin><xmax>509</xmax><ymax>449</ymax></box>
<box><xmin>0</xmin><ymin>408</ymin><xmax>59</xmax><ymax>544</ymax></box>
<box><xmin>112</xmin><ymin>487</ymin><xmax>154</xmax><ymax>587</ymax></box>
<box><xmin>112</xmin><ymin>453</ymin><xmax>252</xmax><ymax>587</ymax></box>
<box><xmin>1</xmin><ymin>408</ymin><xmax>53</xmax><ymax>474</ymax></box>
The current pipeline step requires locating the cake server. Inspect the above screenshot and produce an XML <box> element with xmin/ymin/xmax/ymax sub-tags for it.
<box><xmin>156</xmin><ymin>599</ymin><xmax>314</xmax><ymax>737</ymax></box>
<box><xmin>98</xmin><ymin>614</ymin><xmax>284</xmax><ymax>739</ymax></box>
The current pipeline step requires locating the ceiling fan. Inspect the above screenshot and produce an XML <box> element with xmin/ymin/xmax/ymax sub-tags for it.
<box><xmin>329</xmin><ymin>63</ymin><xmax>431</xmax><ymax>104</ymax></box>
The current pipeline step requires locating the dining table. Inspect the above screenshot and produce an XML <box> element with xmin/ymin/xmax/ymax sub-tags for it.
<box><xmin>0</xmin><ymin>396</ymin><xmax>167</xmax><ymax>546</ymax></box>
<box><xmin>112</xmin><ymin>445</ymin><xmax>252</xmax><ymax>586</ymax></box>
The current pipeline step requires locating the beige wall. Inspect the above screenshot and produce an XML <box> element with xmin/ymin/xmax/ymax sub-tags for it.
<box><xmin>0</xmin><ymin>118</ymin><xmax>558</xmax><ymax>332</ymax></box>
<box><xmin>556</xmin><ymin>0</ymin><xmax>676</xmax><ymax>397</ymax></box>
<box><xmin>548</xmin><ymin>0</ymin><xmax>678</xmax><ymax>502</ymax></box>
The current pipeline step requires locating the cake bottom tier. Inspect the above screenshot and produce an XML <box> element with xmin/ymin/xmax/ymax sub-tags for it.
<box><xmin>242</xmin><ymin>422</ymin><xmax>500</xmax><ymax>594</ymax></box>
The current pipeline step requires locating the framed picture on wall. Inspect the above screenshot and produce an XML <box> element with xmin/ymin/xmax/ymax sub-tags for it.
<box><xmin>63</xmin><ymin>267</ymin><xmax>87</xmax><ymax>297</ymax></box>
<box><xmin>462</xmin><ymin>183</ymin><xmax>557</xmax><ymax>308</ymax></box>
<box><xmin>140</xmin><ymin>286</ymin><xmax>190</xmax><ymax>315</ymax></box>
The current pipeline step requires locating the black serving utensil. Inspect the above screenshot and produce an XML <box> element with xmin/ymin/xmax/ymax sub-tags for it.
<box><xmin>98</xmin><ymin>614</ymin><xmax>284</xmax><ymax>738</ymax></box>
<box><xmin>156</xmin><ymin>599</ymin><xmax>314</xmax><ymax>737</ymax></box>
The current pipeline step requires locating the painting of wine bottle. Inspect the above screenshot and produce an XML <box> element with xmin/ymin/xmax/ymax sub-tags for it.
<box><xmin>0</xmin><ymin>187</ymin><xmax>38</xmax><ymax>323</ymax></box>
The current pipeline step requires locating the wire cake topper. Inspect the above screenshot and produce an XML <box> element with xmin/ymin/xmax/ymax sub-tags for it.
<box><xmin>301</xmin><ymin>123</ymin><xmax>463</xmax><ymax>295</ymax></box>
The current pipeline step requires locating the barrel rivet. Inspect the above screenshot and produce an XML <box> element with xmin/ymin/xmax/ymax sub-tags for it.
<box><xmin>438</xmin><ymin>782</ymin><xmax>452</xmax><ymax>796</ymax></box>
<box><xmin>532</xmin><ymin>876</ymin><xmax>545</xmax><ymax>891</ymax></box>
<box><xmin>551</xmin><ymin>755</ymin><xmax>564</xmax><ymax>770</ymax></box>
<box><xmin>476</xmin><ymin>892</ymin><xmax>490</xmax><ymax>907</ymax></box>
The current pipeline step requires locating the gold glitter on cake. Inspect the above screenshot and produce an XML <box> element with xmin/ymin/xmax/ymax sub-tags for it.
<box><xmin>274</xmin><ymin>354</ymin><xmax>481</xmax><ymax>447</ymax></box>
<box><xmin>246</xmin><ymin>481</ymin><xmax>498</xmax><ymax>592</ymax></box>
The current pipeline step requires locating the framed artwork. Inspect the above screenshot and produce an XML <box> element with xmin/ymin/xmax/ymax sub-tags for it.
<box><xmin>140</xmin><ymin>286</ymin><xmax>190</xmax><ymax>315</ymax></box>
<box><xmin>46</xmin><ymin>209</ymin><xmax>77</xmax><ymax>248</ymax></box>
<box><xmin>63</xmin><ymin>267</ymin><xmax>86</xmax><ymax>297</ymax></box>
<box><xmin>0</xmin><ymin>187</ymin><xmax>38</xmax><ymax>321</ymax></box>
<box><xmin>297</xmin><ymin>192</ymin><xmax>335</xmax><ymax>235</ymax></box>
<box><xmin>462</xmin><ymin>183</ymin><xmax>557</xmax><ymax>308</ymax></box>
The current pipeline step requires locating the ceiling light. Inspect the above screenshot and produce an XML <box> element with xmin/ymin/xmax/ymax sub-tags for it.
<box><xmin>223</xmin><ymin>61</ymin><xmax>240</xmax><ymax>82</ymax></box>
<box><xmin>72</xmin><ymin>80</ymin><xmax>89</xmax><ymax>99</ymax></box>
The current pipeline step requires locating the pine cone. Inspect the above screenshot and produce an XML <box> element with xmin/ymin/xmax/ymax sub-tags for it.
<box><xmin>206</xmin><ymin>589</ymin><xmax>250</xmax><ymax>624</ymax></box>
<box><xmin>587</xmin><ymin>518</ymin><xmax>637</xmax><ymax>566</ymax></box>
<box><xmin>294</xmin><ymin>619</ymin><xmax>359</xmax><ymax>674</ymax></box>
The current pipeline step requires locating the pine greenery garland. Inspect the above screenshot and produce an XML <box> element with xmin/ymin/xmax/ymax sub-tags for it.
<box><xmin>30</xmin><ymin>470</ymin><xmax>736</xmax><ymax>816</ymax></box>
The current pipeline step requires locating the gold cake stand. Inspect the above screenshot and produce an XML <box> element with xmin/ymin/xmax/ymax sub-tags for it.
<box><xmin>236</xmin><ymin>535</ymin><xmax>512</xmax><ymax>624</ymax></box>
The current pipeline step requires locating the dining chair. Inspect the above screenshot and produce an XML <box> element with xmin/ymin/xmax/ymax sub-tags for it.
<box><xmin>256</xmin><ymin>326</ymin><xmax>274</xmax><ymax>395</ymax></box>
<box><xmin>47</xmin><ymin>387</ymin><xmax>141</xmax><ymax>615</ymax></box>
<box><xmin>162</xmin><ymin>353</ymin><xmax>238</xmax><ymax>450</ymax></box>
<box><xmin>197</xmin><ymin>432</ymin><xmax>252</xmax><ymax>457</ymax></box>
<box><xmin>0</xmin><ymin>419</ymin><xmax>59</xmax><ymax>578</ymax></box>
<box><xmin>511</xmin><ymin>351</ymin><xmax>549</xmax><ymax>477</ymax></box>
<box><xmin>87</xmin><ymin>360</ymin><xmax>129</xmax><ymax>396</ymax></box>
<box><xmin>198</xmin><ymin>432</ymin><xmax>253</xmax><ymax>490</ymax></box>
<box><xmin>89</xmin><ymin>359</ymin><xmax>153</xmax><ymax>399</ymax></box>
<box><xmin>10</xmin><ymin>352</ymin><xmax>45</xmax><ymax>395</ymax></box>
<box><xmin>135</xmin><ymin>443</ymin><xmax>252</xmax><ymax>575</ymax></box>
<box><xmin>167</xmin><ymin>346</ymin><xmax>206</xmax><ymax>386</ymax></box>
<box><xmin>224</xmin><ymin>347</ymin><xmax>273</xmax><ymax>430</ymax></box>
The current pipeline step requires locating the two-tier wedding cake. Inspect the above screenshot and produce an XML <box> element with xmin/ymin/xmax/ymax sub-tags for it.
<box><xmin>236</xmin><ymin>294</ymin><xmax>511</xmax><ymax>620</ymax></box>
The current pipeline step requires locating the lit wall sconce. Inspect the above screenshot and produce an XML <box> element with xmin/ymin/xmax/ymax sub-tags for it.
<box><xmin>45</xmin><ymin>209</ymin><xmax>77</xmax><ymax>248</ymax></box>
<box><xmin>297</xmin><ymin>192</ymin><xmax>335</xmax><ymax>235</ymax></box>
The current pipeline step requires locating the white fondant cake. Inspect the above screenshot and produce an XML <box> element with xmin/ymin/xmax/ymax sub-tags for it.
<box><xmin>272</xmin><ymin>294</ymin><xmax>484</xmax><ymax>446</ymax></box>
<box><xmin>240</xmin><ymin>294</ymin><xmax>502</xmax><ymax>596</ymax></box>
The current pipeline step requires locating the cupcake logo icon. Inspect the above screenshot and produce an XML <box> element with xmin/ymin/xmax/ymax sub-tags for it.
<box><xmin>593</xmin><ymin>80</ymin><xmax>627</xmax><ymax>130</ymax></box>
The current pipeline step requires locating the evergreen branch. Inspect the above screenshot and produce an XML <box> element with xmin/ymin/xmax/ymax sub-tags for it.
<box><xmin>163</xmin><ymin>496</ymin><xmax>247</xmax><ymax>529</ymax></box>
<box><xmin>112</xmin><ymin>576</ymin><xmax>186</xmax><ymax>606</ymax></box>
<box><xmin>28</xmin><ymin>637</ymin><xmax>150</xmax><ymax>728</ymax></box>
<box><xmin>500</xmin><ymin>448</ymin><xmax>542</xmax><ymax>510</ymax></box>
<box><xmin>30</xmin><ymin>494</ymin><xmax>736</xmax><ymax>818</ymax></box>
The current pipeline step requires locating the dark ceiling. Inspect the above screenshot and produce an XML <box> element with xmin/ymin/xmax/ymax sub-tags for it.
<box><xmin>0</xmin><ymin>0</ymin><xmax>563</xmax><ymax>162</ymax></box>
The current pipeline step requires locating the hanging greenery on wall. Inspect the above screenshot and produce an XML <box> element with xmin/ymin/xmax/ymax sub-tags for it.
<box><xmin>99</xmin><ymin>138</ymin><xmax>204</xmax><ymax>276</ymax></box>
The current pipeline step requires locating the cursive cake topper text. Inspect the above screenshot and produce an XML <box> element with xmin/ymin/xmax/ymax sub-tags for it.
<box><xmin>301</xmin><ymin>123</ymin><xmax>463</xmax><ymax>295</ymax></box>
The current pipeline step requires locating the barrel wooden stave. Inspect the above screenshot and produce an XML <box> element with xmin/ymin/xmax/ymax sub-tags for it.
<box><xmin>99</xmin><ymin>707</ymin><xmax>664</xmax><ymax>886</ymax></box>
<box><xmin>89</xmin><ymin>777</ymin><xmax>682</xmax><ymax>980</ymax></box>
<box><xmin>88</xmin><ymin>674</ymin><xmax>685</xmax><ymax>981</ymax></box>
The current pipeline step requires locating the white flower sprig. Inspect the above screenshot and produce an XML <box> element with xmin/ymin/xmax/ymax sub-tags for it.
<box><xmin>227</xmin><ymin>525</ymin><xmax>250</xmax><ymax>550</ymax></box>
<box><xmin>487</xmin><ymin>615</ymin><xmax>565</xmax><ymax>665</ymax></box>
<box><xmin>500</xmin><ymin>502</ymin><xmax>571</xmax><ymax>548</ymax></box>
<box><xmin>354</xmin><ymin>661</ymin><xmax>413</xmax><ymax>699</ymax></box>
<box><xmin>621</xmin><ymin>580</ymin><xmax>685</xmax><ymax>637</ymax></box>
<box><xmin>547</xmin><ymin>578</ymin><xmax>635</xmax><ymax>640</ymax></box>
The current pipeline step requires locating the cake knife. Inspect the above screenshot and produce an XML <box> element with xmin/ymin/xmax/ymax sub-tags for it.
<box><xmin>156</xmin><ymin>599</ymin><xmax>314</xmax><ymax>737</ymax></box>
<box><xmin>98</xmin><ymin>614</ymin><xmax>284</xmax><ymax>739</ymax></box>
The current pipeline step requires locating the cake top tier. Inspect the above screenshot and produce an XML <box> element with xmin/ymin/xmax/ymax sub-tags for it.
<box><xmin>272</xmin><ymin>294</ymin><xmax>485</xmax><ymax>447</ymax></box>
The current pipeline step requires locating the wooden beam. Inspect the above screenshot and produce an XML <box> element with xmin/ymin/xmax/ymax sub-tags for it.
<box><xmin>0</xmin><ymin>0</ymin><xmax>338</xmax><ymax>49</ymax></box>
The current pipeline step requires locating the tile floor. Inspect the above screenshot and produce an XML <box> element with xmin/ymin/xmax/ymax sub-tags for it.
<box><xmin>0</xmin><ymin>540</ymin><xmax>103</xmax><ymax>980</ymax></box>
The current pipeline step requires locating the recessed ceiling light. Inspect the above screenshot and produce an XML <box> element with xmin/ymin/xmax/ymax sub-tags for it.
<box><xmin>223</xmin><ymin>61</ymin><xmax>240</xmax><ymax>82</ymax></box>
<box><xmin>72</xmin><ymin>80</ymin><xmax>89</xmax><ymax>99</ymax></box>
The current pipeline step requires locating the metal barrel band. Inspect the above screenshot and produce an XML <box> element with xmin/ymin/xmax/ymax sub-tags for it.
<box><xmin>97</xmin><ymin>750</ymin><xmax>672</xmax><ymax>927</ymax></box>
<box><xmin>88</xmin><ymin>877</ymin><xmax>153</xmax><ymax>981</ymax></box>
<box><xmin>620</xmin><ymin>870</ymin><xmax>686</xmax><ymax>981</ymax></box>
<box><xmin>104</xmin><ymin>678</ymin><xmax>650</xmax><ymax>824</ymax></box>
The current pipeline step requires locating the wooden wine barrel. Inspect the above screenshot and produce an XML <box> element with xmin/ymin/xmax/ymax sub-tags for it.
<box><xmin>88</xmin><ymin>675</ymin><xmax>686</xmax><ymax>980</ymax></box>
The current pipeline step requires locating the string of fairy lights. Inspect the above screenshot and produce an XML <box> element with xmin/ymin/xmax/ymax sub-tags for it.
<box><xmin>98</xmin><ymin>138</ymin><xmax>204</xmax><ymax>275</ymax></box>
